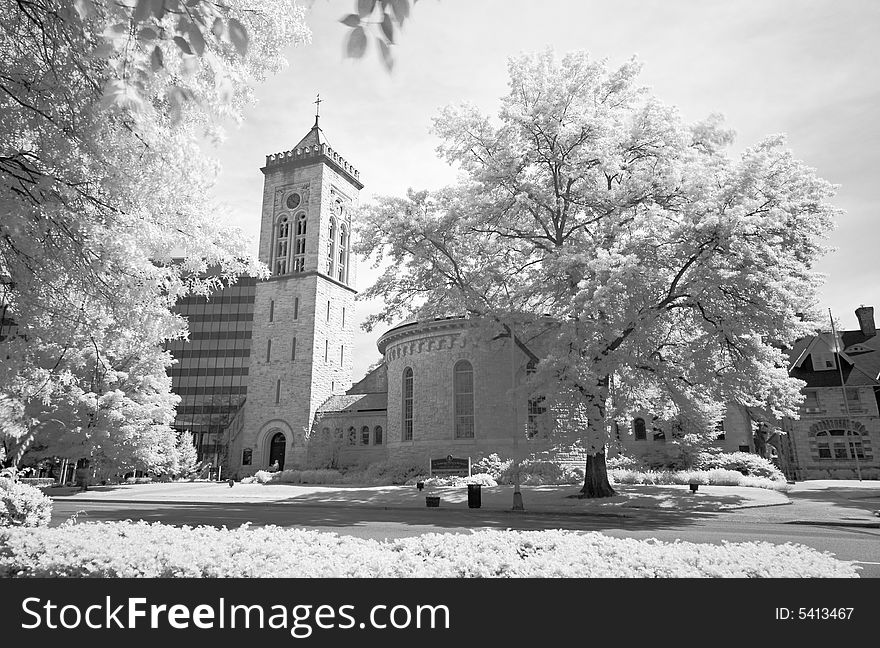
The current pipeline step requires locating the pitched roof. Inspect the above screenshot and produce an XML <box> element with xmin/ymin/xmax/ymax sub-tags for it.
<box><xmin>293</xmin><ymin>119</ymin><xmax>330</xmax><ymax>151</ymax></box>
<box><xmin>788</xmin><ymin>329</ymin><xmax>880</xmax><ymax>388</ymax></box>
<box><xmin>316</xmin><ymin>392</ymin><xmax>387</xmax><ymax>414</ymax></box>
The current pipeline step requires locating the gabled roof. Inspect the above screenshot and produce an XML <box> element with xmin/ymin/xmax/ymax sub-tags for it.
<box><xmin>788</xmin><ymin>328</ymin><xmax>880</xmax><ymax>388</ymax></box>
<box><xmin>316</xmin><ymin>392</ymin><xmax>387</xmax><ymax>414</ymax></box>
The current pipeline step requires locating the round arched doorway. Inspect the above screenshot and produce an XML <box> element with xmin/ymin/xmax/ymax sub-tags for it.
<box><xmin>268</xmin><ymin>431</ymin><xmax>286</xmax><ymax>470</ymax></box>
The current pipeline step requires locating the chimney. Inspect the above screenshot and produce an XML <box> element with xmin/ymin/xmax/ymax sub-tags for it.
<box><xmin>855</xmin><ymin>305</ymin><xmax>875</xmax><ymax>337</ymax></box>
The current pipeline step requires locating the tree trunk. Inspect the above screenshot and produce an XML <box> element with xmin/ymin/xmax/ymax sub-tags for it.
<box><xmin>580</xmin><ymin>448</ymin><xmax>616</xmax><ymax>498</ymax></box>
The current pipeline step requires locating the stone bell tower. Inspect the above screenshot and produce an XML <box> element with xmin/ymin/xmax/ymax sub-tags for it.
<box><xmin>237</xmin><ymin>102</ymin><xmax>363</xmax><ymax>472</ymax></box>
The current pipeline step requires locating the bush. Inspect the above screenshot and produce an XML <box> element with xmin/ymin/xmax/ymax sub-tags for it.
<box><xmin>498</xmin><ymin>459</ymin><xmax>583</xmax><ymax>486</ymax></box>
<box><xmin>19</xmin><ymin>478</ymin><xmax>55</xmax><ymax>488</ymax></box>
<box><xmin>272</xmin><ymin>469</ymin><xmax>345</xmax><ymax>485</ymax></box>
<box><xmin>0</xmin><ymin>522</ymin><xmax>858</xmax><ymax>577</ymax></box>
<box><xmin>409</xmin><ymin>473</ymin><xmax>499</xmax><ymax>487</ymax></box>
<box><xmin>695</xmin><ymin>452</ymin><xmax>785</xmax><ymax>481</ymax></box>
<box><xmin>471</xmin><ymin>453</ymin><xmax>510</xmax><ymax>477</ymax></box>
<box><xmin>605</xmin><ymin>454</ymin><xmax>641</xmax><ymax>470</ymax></box>
<box><xmin>341</xmin><ymin>459</ymin><xmax>425</xmax><ymax>486</ymax></box>
<box><xmin>0</xmin><ymin>477</ymin><xmax>53</xmax><ymax>527</ymax></box>
<box><xmin>608</xmin><ymin>468</ymin><xmax>789</xmax><ymax>491</ymax></box>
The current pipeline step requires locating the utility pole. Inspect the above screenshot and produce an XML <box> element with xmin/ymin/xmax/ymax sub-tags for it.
<box><xmin>829</xmin><ymin>308</ymin><xmax>862</xmax><ymax>481</ymax></box>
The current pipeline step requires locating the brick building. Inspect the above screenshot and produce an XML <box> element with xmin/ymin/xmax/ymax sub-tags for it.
<box><xmin>777</xmin><ymin>306</ymin><xmax>879</xmax><ymax>480</ymax></box>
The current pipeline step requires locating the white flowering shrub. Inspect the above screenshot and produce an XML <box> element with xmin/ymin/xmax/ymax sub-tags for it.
<box><xmin>410</xmin><ymin>473</ymin><xmax>499</xmax><ymax>487</ymax></box>
<box><xmin>471</xmin><ymin>453</ymin><xmax>511</xmax><ymax>476</ymax></box>
<box><xmin>0</xmin><ymin>522</ymin><xmax>858</xmax><ymax>577</ymax></box>
<box><xmin>695</xmin><ymin>452</ymin><xmax>786</xmax><ymax>481</ymax></box>
<box><xmin>251</xmin><ymin>470</ymin><xmax>275</xmax><ymax>484</ymax></box>
<box><xmin>0</xmin><ymin>477</ymin><xmax>53</xmax><ymax>528</ymax></box>
<box><xmin>605</xmin><ymin>454</ymin><xmax>641</xmax><ymax>470</ymax></box>
<box><xmin>608</xmin><ymin>468</ymin><xmax>790</xmax><ymax>491</ymax></box>
<box><xmin>497</xmin><ymin>460</ymin><xmax>584</xmax><ymax>486</ymax></box>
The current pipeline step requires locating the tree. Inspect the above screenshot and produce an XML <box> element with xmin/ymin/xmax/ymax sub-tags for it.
<box><xmin>0</xmin><ymin>1</ymin><xmax>310</xmax><ymax>471</ymax></box>
<box><xmin>355</xmin><ymin>49</ymin><xmax>838</xmax><ymax>497</ymax></box>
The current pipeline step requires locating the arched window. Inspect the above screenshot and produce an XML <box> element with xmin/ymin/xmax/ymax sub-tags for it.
<box><xmin>293</xmin><ymin>213</ymin><xmax>307</xmax><ymax>272</ymax></box>
<box><xmin>454</xmin><ymin>360</ymin><xmax>475</xmax><ymax>439</ymax></box>
<box><xmin>347</xmin><ymin>426</ymin><xmax>356</xmax><ymax>446</ymax></box>
<box><xmin>361</xmin><ymin>425</ymin><xmax>370</xmax><ymax>445</ymax></box>
<box><xmin>633</xmin><ymin>417</ymin><xmax>646</xmax><ymax>441</ymax></box>
<box><xmin>402</xmin><ymin>367</ymin><xmax>413</xmax><ymax>441</ymax></box>
<box><xmin>526</xmin><ymin>360</ymin><xmax>546</xmax><ymax>438</ymax></box>
<box><xmin>374</xmin><ymin>425</ymin><xmax>383</xmax><ymax>445</ymax></box>
<box><xmin>327</xmin><ymin>217</ymin><xmax>336</xmax><ymax>276</ymax></box>
<box><xmin>815</xmin><ymin>429</ymin><xmax>867</xmax><ymax>460</ymax></box>
<box><xmin>337</xmin><ymin>224</ymin><xmax>348</xmax><ymax>283</ymax></box>
<box><xmin>274</xmin><ymin>215</ymin><xmax>290</xmax><ymax>275</ymax></box>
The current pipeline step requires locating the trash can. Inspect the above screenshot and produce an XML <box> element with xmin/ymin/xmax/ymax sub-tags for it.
<box><xmin>467</xmin><ymin>483</ymin><xmax>481</xmax><ymax>508</ymax></box>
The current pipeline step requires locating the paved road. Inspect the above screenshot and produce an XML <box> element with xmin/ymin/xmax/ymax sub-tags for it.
<box><xmin>50</xmin><ymin>499</ymin><xmax>880</xmax><ymax>577</ymax></box>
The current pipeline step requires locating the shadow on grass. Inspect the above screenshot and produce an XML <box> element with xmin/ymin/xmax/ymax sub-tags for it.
<box><xmin>49</xmin><ymin>498</ymin><xmax>728</xmax><ymax>534</ymax></box>
<box><xmin>788</xmin><ymin>486</ymin><xmax>880</xmax><ymax>516</ymax></box>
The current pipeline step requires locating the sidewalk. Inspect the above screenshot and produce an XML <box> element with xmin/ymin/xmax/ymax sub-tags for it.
<box><xmin>49</xmin><ymin>480</ymin><xmax>791</xmax><ymax>517</ymax></box>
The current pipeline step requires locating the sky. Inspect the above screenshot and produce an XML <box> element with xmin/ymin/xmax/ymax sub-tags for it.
<box><xmin>207</xmin><ymin>0</ymin><xmax>880</xmax><ymax>381</ymax></box>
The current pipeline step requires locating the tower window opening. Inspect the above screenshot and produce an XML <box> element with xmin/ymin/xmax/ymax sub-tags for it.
<box><xmin>337</xmin><ymin>225</ymin><xmax>348</xmax><ymax>283</ymax></box>
<box><xmin>274</xmin><ymin>216</ymin><xmax>290</xmax><ymax>275</ymax></box>
<box><xmin>293</xmin><ymin>213</ymin><xmax>307</xmax><ymax>272</ymax></box>
<box><xmin>327</xmin><ymin>217</ymin><xmax>336</xmax><ymax>276</ymax></box>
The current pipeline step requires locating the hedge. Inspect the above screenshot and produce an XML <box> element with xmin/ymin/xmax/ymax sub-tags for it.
<box><xmin>0</xmin><ymin>522</ymin><xmax>858</xmax><ymax>578</ymax></box>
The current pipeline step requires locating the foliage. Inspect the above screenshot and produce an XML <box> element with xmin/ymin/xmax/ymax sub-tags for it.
<box><xmin>498</xmin><ymin>459</ymin><xmax>584</xmax><ymax>486</ymax></box>
<box><xmin>695</xmin><ymin>451</ymin><xmax>786</xmax><ymax>481</ymax></box>
<box><xmin>406</xmin><ymin>473</ymin><xmax>499</xmax><ymax>487</ymax></box>
<box><xmin>0</xmin><ymin>1</ymin><xmax>309</xmax><ymax>472</ymax></box>
<box><xmin>244</xmin><ymin>460</ymin><xmax>426</xmax><ymax>486</ymax></box>
<box><xmin>0</xmin><ymin>522</ymin><xmax>858</xmax><ymax>577</ymax></box>
<box><xmin>343</xmin><ymin>458</ymin><xmax>424</xmax><ymax>485</ymax></box>
<box><xmin>608</xmin><ymin>468</ymin><xmax>790</xmax><ymax>491</ymax></box>
<box><xmin>340</xmin><ymin>0</ymin><xmax>417</xmax><ymax>71</ymax></box>
<box><xmin>356</xmin><ymin>49</ymin><xmax>838</xmax><ymax>495</ymax></box>
<box><xmin>0</xmin><ymin>475</ymin><xmax>53</xmax><ymax>527</ymax></box>
<box><xmin>605</xmin><ymin>454</ymin><xmax>641</xmax><ymax>470</ymax></box>
<box><xmin>471</xmin><ymin>453</ymin><xmax>511</xmax><ymax>476</ymax></box>
<box><xmin>172</xmin><ymin>431</ymin><xmax>200</xmax><ymax>479</ymax></box>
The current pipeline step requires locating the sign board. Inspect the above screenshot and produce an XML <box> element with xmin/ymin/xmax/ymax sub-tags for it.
<box><xmin>429</xmin><ymin>455</ymin><xmax>471</xmax><ymax>477</ymax></box>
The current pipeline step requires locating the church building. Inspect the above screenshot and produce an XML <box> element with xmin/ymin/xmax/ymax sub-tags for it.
<box><xmin>167</xmin><ymin>116</ymin><xmax>877</xmax><ymax>481</ymax></box>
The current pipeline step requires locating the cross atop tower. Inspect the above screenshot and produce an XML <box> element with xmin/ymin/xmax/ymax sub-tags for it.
<box><xmin>314</xmin><ymin>93</ymin><xmax>322</xmax><ymax>125</ymax></box>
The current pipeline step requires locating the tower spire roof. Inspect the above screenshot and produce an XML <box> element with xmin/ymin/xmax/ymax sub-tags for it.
<box><xmin>263</xmin><ymin>94</ymin><xmax>363</xmax><ymax>189</ymax></box>
<box><xmin>294</xmin><ymin>93</ymin><xmax>331</xmax><ymax>150</ymax></box>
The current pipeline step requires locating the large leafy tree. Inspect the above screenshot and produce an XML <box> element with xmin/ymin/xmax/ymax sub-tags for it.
<box><xmin>0</xmin><ymin>0</ymin><xmax>309</xmax><ymax>471</ymax></box>
<box><xmin>356</xmin><ymin>50</ymin><xmax>838</xmax><ymax>497</ymax></box>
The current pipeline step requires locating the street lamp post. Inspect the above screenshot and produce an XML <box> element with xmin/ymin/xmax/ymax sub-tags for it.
<box><xmin>509</xmin><ymin>320</ymin><xmax>524</xmax><ymax>511</ymax></box>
